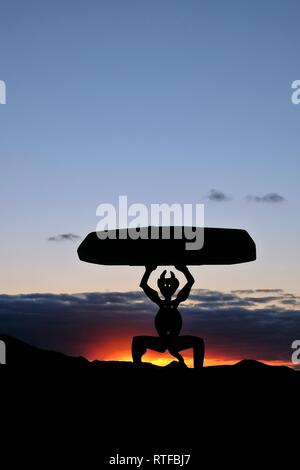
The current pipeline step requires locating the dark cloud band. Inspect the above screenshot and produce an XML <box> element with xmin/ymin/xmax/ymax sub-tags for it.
<box><xmin>0</xmin><ymin>289</ymin><xmax>299</xmax><ymax>365</ymax></box>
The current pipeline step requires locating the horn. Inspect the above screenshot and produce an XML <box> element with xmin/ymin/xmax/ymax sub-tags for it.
<box><xmin>170</xmin><ymin>271</ymin><xmax>175</xmax><ymax>279</ymax></box>
<box><xmin>160</xmin><ymin>270</ymin><xmax>167</xmax><ymax>280</ymax></box>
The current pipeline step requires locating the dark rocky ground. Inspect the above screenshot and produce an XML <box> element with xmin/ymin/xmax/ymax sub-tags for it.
<box><xmin>1</xmin><ymin>334</ymin><xmax>298</xmax><ymax>468</ymax></box>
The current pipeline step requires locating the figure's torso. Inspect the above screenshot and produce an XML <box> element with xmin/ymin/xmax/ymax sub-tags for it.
<box><xmin>155</xmin><ymin>299</ymin><xmax>182</xmax><ymax>337</ymax></box>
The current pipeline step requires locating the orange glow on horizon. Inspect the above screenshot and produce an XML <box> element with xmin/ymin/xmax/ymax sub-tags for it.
<box><xmin>86</xmin><ymin>341</ymin><xmax>294</xmax><ymax>369</ymax></box>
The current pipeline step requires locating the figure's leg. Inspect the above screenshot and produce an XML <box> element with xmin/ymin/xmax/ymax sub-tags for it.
<box><xmin>132</xmin><ymin>336</ymin><xmax>167</xmax><ymax>364</ymax></box>
<box><xmin>168</xmin><ymin>336</ymin><xmax>205</xmax><ymax>369</ymax></box>
<box><xmin>168</xmin><ymin>347</ymin><xmax>186</xmax><ymax>365</ymax></box>
<box><xmin>155</xmin><ymin>312</ymin><xmax>185</xmax><ymax>364</ymax></box>
<box><xmin>132</xmin><ymin>335</ymin><xmax>205</xmax><ymax>368</ymax></box>
<box><xmin>192</xmin><ymin>337</ymin><xmax>205</xmax><ymax>369</ymax></box>
<box><xmin>132</xmin><ymin>336</ymin><xmax>147</xmax><ymax>364</ymax></box>
<box><xmin>167</xmin><ymin>335</ymin><xmax>186</xmax><ymax>365</ymax></box>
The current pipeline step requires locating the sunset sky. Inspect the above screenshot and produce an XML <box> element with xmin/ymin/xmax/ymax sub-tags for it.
<box><xmin>1</xmin><ymin>0</ymin><xmax>300</xmax><ymax>367</ymax></box>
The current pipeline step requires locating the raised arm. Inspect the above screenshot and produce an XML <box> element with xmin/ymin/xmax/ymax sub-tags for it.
<box><xmin>140</xmin><ymin>265</ymin><xmax>161</xmax><ymax>305</ymax></box>
<box><xmin>174</xmin><ymin>265</ymin><xmax>195</xmax><ymax>304</ymax></box>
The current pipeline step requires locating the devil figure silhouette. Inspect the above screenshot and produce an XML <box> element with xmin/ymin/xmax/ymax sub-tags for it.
<box><xmin>132</xmin><ymin>265</ymin><xmax>204</xmax><ymax>368</ymax></box>
<box><xmin>140</xmin><ymin>265</ymin><xmax>194</xmax><ymax>337</ymax></box>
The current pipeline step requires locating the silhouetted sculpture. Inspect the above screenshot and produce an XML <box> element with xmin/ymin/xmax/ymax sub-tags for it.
<box><xmin>77</xmin><ymin>225</ymin><xmax>256</xmax><ymax>368</ymax></box>
<box><xmin>132</xmin><ymin>265</ymin><xmax>205</xmax><ymax>368</ymax></box>
<box><xmin>78</xmin><ymin>226</ymin><xmax>256</xmax><ymax>265</ymax></box>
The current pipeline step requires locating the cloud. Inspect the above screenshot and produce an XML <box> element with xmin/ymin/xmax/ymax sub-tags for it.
<box><xmin>231</xmin><ymin>288</ymin><xmax>284</xmax><ymax>294</ymax></box>
<box><xmin>48</xmin><ymin>233</ymin><xmax>81</xmax><ymax>242</ymax></box>
<box><xmin>0</xmin><ymin>289</ymin><xmax>299</xmax><ymax>365</ymax></box>
<box><xmin>246</xmin><ymin>193</ymin><xmax>285</xmax><ymax>203</ymax></box>
<box><xmin>206</xmin><ymin>189</ymin><xmax>231</xmax><ymax>202</ymax></box>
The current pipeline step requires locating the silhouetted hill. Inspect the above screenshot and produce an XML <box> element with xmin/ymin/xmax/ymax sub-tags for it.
<box><xmin>1</xmin><ymin>334</ymin><xmax>299</xmax><ymax>387</ymax></box>
<box><xmin>1</xmin><ymin>334</ymin><xmax>298</xmax><ymax>468</ymax></box>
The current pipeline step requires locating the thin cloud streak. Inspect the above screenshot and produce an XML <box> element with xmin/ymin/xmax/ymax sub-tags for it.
<box><xmin>245</xmin><ymin>193</ymin><xmax>285</xmax><ymax>203</ymax></box>
<box><xmin>206</xmin><ymin>189</ymin><xmax>231</xmax><ymax>202</ymax></box>
<box><xmin>48</xmin><ymin>233</ymin><xmax>81</xmax><ymax>242</ymax></box>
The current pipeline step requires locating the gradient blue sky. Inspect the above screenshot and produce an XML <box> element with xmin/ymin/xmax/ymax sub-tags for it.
<box><xmin>1</xmin><ymin>0</ymin><xmax>300</xmax><ymax>294</ymax></box>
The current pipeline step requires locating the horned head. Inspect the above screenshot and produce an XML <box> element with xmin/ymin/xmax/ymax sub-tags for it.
<box><xmin>157</xmin><ymin>270</ymin><xmax>179</xmax><ymax>297</ymax></box>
